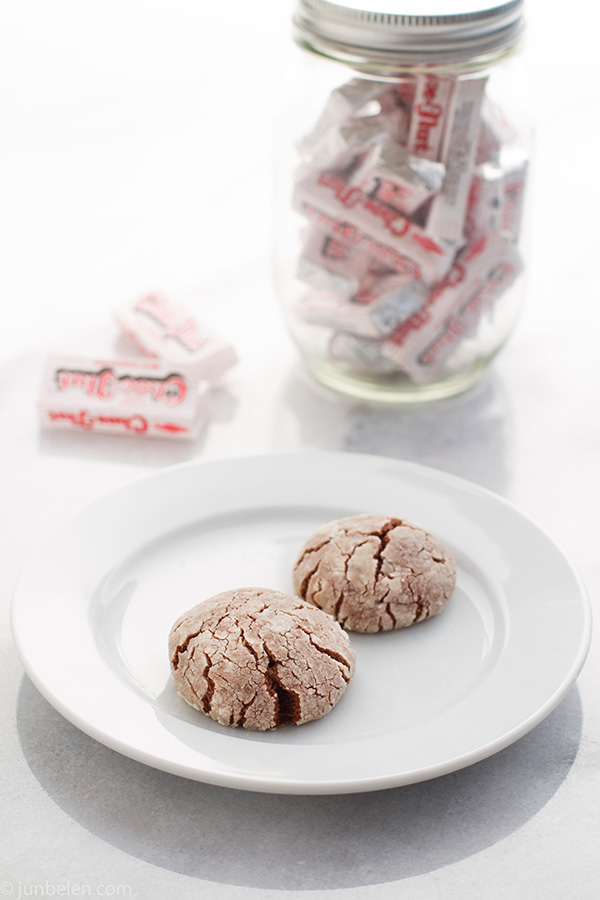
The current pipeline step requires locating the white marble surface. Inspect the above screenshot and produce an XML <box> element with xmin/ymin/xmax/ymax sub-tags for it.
<box><xmin>1</xmin><ymin>1</ymin><xmax>599</xmax><ymax>898</ymax></box>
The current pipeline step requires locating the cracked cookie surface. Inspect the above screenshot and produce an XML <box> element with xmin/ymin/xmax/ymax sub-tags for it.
<box><xmin>293</xmin><ymin>513</ymin><xmax>456</xmax><ymax>633</ymax></box>
<box><xmin>168</xmin><ymin>587</ymin><xmax>356</xmax><ymax>731</ymax></box>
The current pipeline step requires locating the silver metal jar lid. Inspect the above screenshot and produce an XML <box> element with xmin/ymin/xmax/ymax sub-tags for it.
<box><xmin>293</xmin><ymin>0</ymin><xmax>525</xmax><ymax>66</ymax></box>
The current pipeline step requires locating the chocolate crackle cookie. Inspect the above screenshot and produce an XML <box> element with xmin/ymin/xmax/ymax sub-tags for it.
<box><xmin>169</xmin><ymin>587</ymin><xmax>355</xmax><ymax>731</ymax></box>
<box><xmin>293</xmin><ymin>513</ymin><xmax>456</xmax><ymax>633</ymax></box>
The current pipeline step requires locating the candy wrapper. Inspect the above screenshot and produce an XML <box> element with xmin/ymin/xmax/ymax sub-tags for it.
<box><xmin>350</xmin><ymin>140</ymin><xmax>445</xmax><ymax>217</ymax></box>
<box><xmin>297</xmin><ymin>270</ymin><xmax>426</xmax><ymax>338</ymax></box>
<box><xmin>115</xmin><ymin>292</ymin><xmax>238</xmax><ymax>384</ymax></box>
<box><xmin>425</xmin><ymin>77</ymin><xmax>487</xmax><ymax>244</ymax></box>
<box><xmin>298</xmin><ymin>79</ymin><xmax>414</xmax><ymax>164</ymax></box>
<box><xmin>406</xmin><ymin>73</ymin><xmax>455</xmax><ymax>161</ymax></box>
<box><xmin>37</xmin><ymin>291</ymin><xmax>238</xmax><ymax>441</ymax></box>
<box><xmin>294</xmin><ymin>168</ymin><xmax>456</xmax><ymax>284</ymax></box>
<box><xmin>297</xmin><ymin>226</ymin><xmax>371</xmax><ymax>295</ymax></box>
<box><xmin>382</xmin><ymin>233</ymin><xmax>523</xmax><ymax>381</ymax></box>
<box><xmin>291</xmin><ymin>69</ymin><xmax>527</xmax><ymax>384</ymax></box>
<box><xmin>38</xmin><ymin>355</ymin><xmax>211</xmax><ymax>440</ymax></box>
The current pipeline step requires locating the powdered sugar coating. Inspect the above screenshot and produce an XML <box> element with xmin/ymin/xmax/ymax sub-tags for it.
<box><xmin>293</xmin><ymin>513</ymin><xmax>455</xmax><ymax>633</ymax></box>
<box><xmin>168</xmin><ymin>587</ymin><xmax>355</xmax><ymax>731</ymax></box>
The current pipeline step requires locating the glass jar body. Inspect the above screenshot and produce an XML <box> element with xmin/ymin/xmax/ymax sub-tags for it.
<box><xmin>273</xmin><ymin>42</ymin><xmax>532</xmax><ymax>403</ymax></box>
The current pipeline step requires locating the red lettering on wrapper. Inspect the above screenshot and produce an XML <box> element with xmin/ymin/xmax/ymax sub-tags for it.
<box><xmin>302</xmin><ymin>204</ymin><xmax>421</xmax><ymax>279</ymax></box>
<box><xmin>153</xmin><ymin>422</ymin><xmax>189</xmax><ymax>434</ymax></box>
<box><xmin>55</xmin><ymin>367</ymin><xmax>187</xmax><ymax>405</ymax></box>
<box><xmin>412</xmin><ymin>100</ymin><xmax>444</xmax><ymax>154</ymax></box>
<box><xmin>387</xmin><ymin>260</ymin><xmax>467</xmax><ymax>349</ymax></box>
<box><xmin>407</xmin><ymin>75</ymin><xmax>454</xmax><ymax>160</ymax></box>
<box><xmin>56</xmin><ymin>368</ymin><xmax>118</xmax><ymax>398</ymax></box>
<box><xmin>317</xmin><ymin>171</ymin><xmax>412</xmax><ymax>241</ymax></box>
<box><xmin>410</xmin><ymin>233</ymin><xmax>446</xmax><ymax>256</ymax></box>
<box><xmin>301</xmin><ymin>167</ymin><xmax>453</xmax><ymax>283</ymax></box>
<box><xmin>47</xmin><ymin>410</ymin><xmax>149</xmax><ymax>433</ymax></box>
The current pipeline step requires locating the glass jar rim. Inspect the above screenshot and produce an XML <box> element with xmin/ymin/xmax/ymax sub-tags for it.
<box><xmin>293</xmin><ymin>0</ymin><xmax>525</xmax><ymax>66</ymax></box>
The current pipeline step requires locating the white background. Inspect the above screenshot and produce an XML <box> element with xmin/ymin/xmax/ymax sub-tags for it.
<box><xmin>1</xmin><ymin>2</ymin><xmax>600</xmax><ymax>899</ymax></box>
<box><xmin>0</xmin><ymin>0</ymin><xmax>598</xmax><ymax>362</ymax></box>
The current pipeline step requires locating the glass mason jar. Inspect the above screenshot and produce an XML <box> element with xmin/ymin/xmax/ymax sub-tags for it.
<box><xmin>273</xmin><ymin>0</ymin><xmax>531</xmax><ymax>403</ymax></box>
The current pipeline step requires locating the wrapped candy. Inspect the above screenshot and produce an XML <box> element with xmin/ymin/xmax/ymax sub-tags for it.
<box><xmin>297</xmin><ymin>226</ymin><xmax>371</xmax><ymax>295</ymax></box>
<box><xmin>294</xmin><ymin>168</ymin><xmax>456</xmax><ymax>284</ymax></box>
<box><xmin>38</xmin><ymin>355</ymin><xmax>210</xmax><ymax>440</ymax></box>
<box><xmin>424</xmin><ymin>77</ymin><xmax>488</xmax><ymax>244</ymax></box>
<box><xmin>115</xmin><ymin>292</ymin><xmax>238</xmax><ymax>384</ymax></box>
<box><xmin>297</xmin><ymin>271</ymin><xmax>426</xmax><ymax>338</ymax></box>
<box><xmin>350</xmin><ymin>140</ymin><xmax>446</xmax><ymax>217</ymax></box>
<box><xmin>406</xmin><ymin>73</ymin><xmax>455</xmax><ymax>161</ymax></box>
<box><xmin>290</xmin><ymin>69</ymin><xmax>526</xmax><ymax>386</ymax></box>
<box><xmin>382</xmin><ymin>233</ymin><xmax>523</xmax><ymax>381</ymax></box>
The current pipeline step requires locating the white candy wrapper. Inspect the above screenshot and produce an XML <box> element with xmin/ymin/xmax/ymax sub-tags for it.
<box><xmin>465</xmin><ymin>163</ymin><xmax>504</xmax><ymax>238</ymax></box>
<box><xmin>499</xmin><ymin>156</ymin><xmax>528</xmax><ymax>239</ymax></box>
<box><xmin>294</xmin><ymin>168</ymin><xmax>456</xmax><ymax>283</ymax></box>
<box><xmin>475</xmin><ymin>95</ymin><xmax>519</xmax><ymax>164</ymax></box>
<box><xmin>290</xmin><ymin>70</ymin><xmax>529</xmax><ymax>390</ymax></box>
<box><xmin>297</xmin><ymin>292</ymin><xmax>376</xmax><ymax>336</ymax></box>
<box><xmin>356</xmin><ymin>270</ymin><xmax>428</xmax><ymax>333</ymax></box>
<box><xmin>409</xmin><ymin>247</ymin><xmax>522</xmax><ymax>378</ymax></box>
<box><xmin>298</xmin><ymin>78</ymin><xmax>388</xmax><ymax>159</ymax></box>
<box><xmin>115</xmin><ymin>293</ymin><xmax>238</xmax><ymax>384</ymax></box>
<box><xmin>301</xmin><ymin>202</ymin><xmax>422</xmax><ymax>278</ymax></box>
<box><xmin>38</xmin><ymin>355</ymin><xmax>210</xmax><ymax>440</ymax></box>
<box><xmin>466</xmin><ymin>157</ymin><xmax>528</xmax><ymax>240</ymax></box>
<box><xmin>425</xmin><ymin>77</ymin><xmax>488</xmax><ymax>243</ymax></box>
<box><xmin>303</xmin><ymin>115</ymin><xmax>387</xmax><ymax>173</ymax></box>
<box><xmin>406</xmin><ymin>73</ymin><xmax>455</xmax><ymax>161</ymax></box>
<box><xmin>351</xmin><ymin>140</ymin><xmax>446</xmax><ymax>216</ymax></box>
<box><xmin>329</xmin><ymin>331</ymin><xmax>396</xmax><ymax>373</ymax></box>
<box><xmin>382</xmin><ymin>233</ymin><xmax>523</xmax><ymax>381</ymax></box>
<box><xmin>377</xmin><ymin>80</ymin><xmax>415</xmax><ymax>142</ymax></box>
<box><xmin>297</xmin><ymin>226</ymin><xmax>371</xmax><ymax>294</ymax></box>
<box><xmin>297</xmin><ymin>270</ymin><xmax>426</xmax><ymax>337</ymax></box>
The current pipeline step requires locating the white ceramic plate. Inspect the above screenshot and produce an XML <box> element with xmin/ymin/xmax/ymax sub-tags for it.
<box><xmin>11</xmin><ymin>452</ymin><xmax>591</xmax><ymax>795</ymax></box>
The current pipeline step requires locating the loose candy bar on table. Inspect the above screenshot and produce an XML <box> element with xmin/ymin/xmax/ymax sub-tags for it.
<box><xmin>115</xmin><ymin>292</ymin><xmax>238</xmax><ymax>384</ymax></box>
<box><xmin>38</xmin><ymin>355</ymin><xmax>210</xmax><ymax>440</ymax></box>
